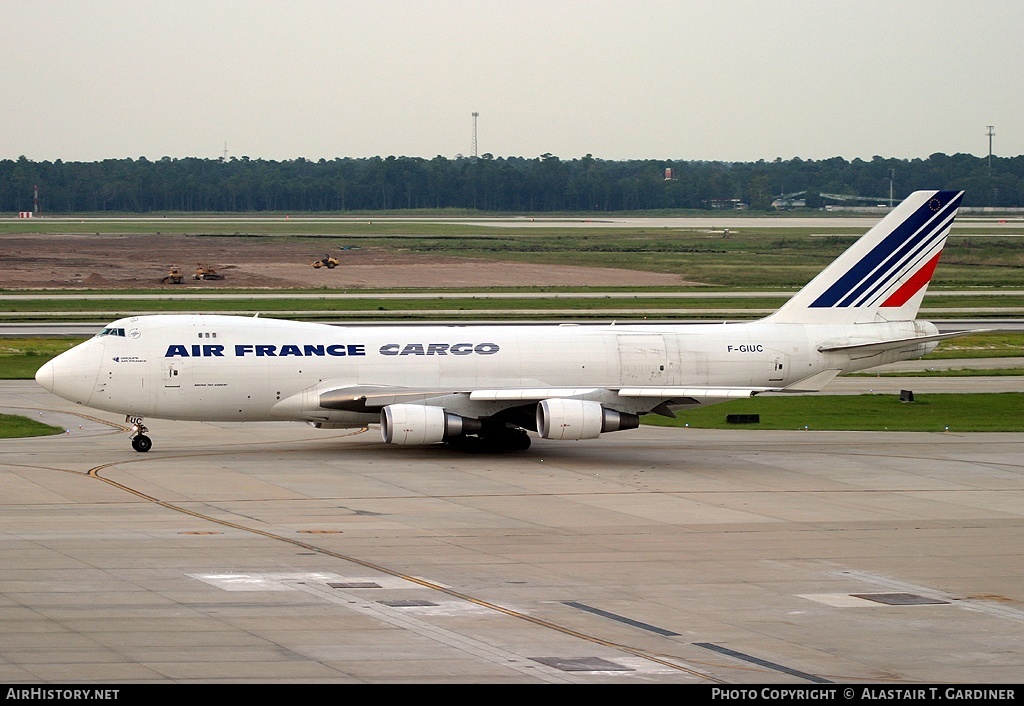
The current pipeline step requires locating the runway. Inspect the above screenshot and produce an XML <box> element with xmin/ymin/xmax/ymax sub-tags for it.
<box><xmin>2</xmin><ymin>380</ymin><xmax>1022</xmax><ymax>684</ymax></box>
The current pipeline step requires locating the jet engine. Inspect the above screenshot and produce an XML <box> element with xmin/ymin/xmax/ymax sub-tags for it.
<box><xmin>536</xmin><ymin>399</ymin><xmax>640</xmax><ymax>440</ymax></box>
<box><xmin>380</xmin><ymin>404</ymin><xmax>481</xmax><ymax>445</ymax></box>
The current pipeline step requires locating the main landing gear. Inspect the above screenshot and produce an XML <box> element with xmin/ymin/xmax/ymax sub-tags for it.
<box><xmin>445</xmin><ymin>426</ymin><xmax>532</xmax><ymax>453</ymax></box>
<box><xmin>127</xmin><ymin>416</ymin><xmax>152</xmax><ymax>452</ymax></box>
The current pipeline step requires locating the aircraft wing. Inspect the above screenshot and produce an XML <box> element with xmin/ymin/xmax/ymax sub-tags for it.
<box><xmin>469</xmin><ymin>387</ymin><xmax>776</xmax><ymax>401</ymax></box>
<box><xmin>319</xmin><ymin>384</ymin><xmax>781</xmax><ymax>408</ymax></box>
<box><xmin>316</xmin><ymin>373</ymin><xmax>844</xmax><ymax>416</ymax></box>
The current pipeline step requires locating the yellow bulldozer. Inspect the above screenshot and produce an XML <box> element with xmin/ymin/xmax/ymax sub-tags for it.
<box><xmin>193</xmin><ymin>264</ymin><xmax>225</xmax><ymax>280</ymax></box>
<box><xmin>312</xmin><ymin>254</ymin><xmax>339</xmax><ymax>269</ymax></box>
<box><xmin>161</xmin><ymin>267</ymin><xmax>183</xmax><ymax>284</ymax></box>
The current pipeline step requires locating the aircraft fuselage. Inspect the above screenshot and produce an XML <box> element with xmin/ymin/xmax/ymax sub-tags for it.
<box><xmin>38</xmin><ymin>314</ymin><xmax>938</xmax><ymax>427</ymax></box>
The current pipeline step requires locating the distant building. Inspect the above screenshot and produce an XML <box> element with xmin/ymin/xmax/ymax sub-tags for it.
<box><xmin>707</xmin><ymin>198</ymin><xmax>748</xmax><ymax>210</ymax></box>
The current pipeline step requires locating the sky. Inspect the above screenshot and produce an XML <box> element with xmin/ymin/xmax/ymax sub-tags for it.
<box><xmin>2</xmin><ymin>0</ymin><xmax>1021</xmax><ymax>164</ymax></box>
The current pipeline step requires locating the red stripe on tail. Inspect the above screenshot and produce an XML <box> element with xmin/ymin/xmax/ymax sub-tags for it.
<box><xmin>880</xmin><ymin>252</ymin><xmax>942</xmax><ymax>307</ymax></box>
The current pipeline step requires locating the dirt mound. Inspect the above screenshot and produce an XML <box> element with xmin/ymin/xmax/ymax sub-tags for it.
<box><xmin>1</xmin><ymin>233</ymin><xmax>695</xmax><ymax>290</ymax></box>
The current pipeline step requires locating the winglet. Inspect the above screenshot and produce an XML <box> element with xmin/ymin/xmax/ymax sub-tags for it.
<box><xmin>766</xmin><ymin>190</ymin><xmax>964</xmax><ymax>325</ymax></box>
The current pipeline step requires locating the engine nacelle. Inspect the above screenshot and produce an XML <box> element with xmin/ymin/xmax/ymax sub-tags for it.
<box><xmin>536</xmin><ymin>399</ymin><xmax>640</xmax><ymax>441</ymax></box>
<box><xmin>380</xmin><ymin>404</ymin><xmax>480</xmax><ymax>445</ymax></box>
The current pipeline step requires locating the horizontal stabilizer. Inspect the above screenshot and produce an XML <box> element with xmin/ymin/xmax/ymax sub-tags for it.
<box><xmin>816</xmin><ymin>329</ymin><xmax>989</xmax><ymax>355</ymax></box>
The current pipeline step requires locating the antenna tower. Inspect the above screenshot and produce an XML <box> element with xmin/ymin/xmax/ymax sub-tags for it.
<box><xmin>986</xmin><ymin>125</ymin><xmax>995</xmax><ymax>169</ymax></box>
<box><xmin>472</xmin><ymin>112</ymin><xmax>479</xmax><ymax>158</ymax></box>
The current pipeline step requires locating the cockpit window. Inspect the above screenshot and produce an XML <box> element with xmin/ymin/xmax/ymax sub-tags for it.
<box><xmin>96</xmin><ymin>327</ymin><xmax>126</xmax><ymax>337</ymax></box>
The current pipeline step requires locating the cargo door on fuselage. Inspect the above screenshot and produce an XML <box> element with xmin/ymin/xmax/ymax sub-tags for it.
<box><xmin>617</xmin><ymin>334</ymin><xmax>669</xmax><ymax>384</ymax></box>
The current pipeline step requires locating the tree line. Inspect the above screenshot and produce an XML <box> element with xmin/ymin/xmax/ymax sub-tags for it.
<box><xmin>2</xmin><ymin>152</ymin><xmax>1022</xmax><ymax>214</ymax></box>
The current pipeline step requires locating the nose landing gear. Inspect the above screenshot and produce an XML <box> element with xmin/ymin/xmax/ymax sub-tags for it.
<box><xmin>127</xmin><ymin>416</ymin><xmax>153</xmax><ymax>452</ymax></box>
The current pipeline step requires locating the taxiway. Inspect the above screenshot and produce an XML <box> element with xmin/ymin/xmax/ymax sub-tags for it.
<box><xmin>1</xmin><ymin>380</ymin><xmax>1023</xmax><ymax>684</ymax></box>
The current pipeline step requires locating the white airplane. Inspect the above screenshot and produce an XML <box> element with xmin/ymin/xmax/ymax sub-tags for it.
<box><xmin>36</xmin><ymin>190</ymin><xmax>977</xmax><ymax>453</ymax></box>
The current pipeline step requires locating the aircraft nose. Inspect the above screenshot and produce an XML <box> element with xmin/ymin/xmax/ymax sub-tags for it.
<box><xmin>35</xmin><ymin>343</ymin><xmax>100</xmax><ymax>405</ymax></box>
<box><xmin>35</xmin><ymin>360</ymin><xmax>55</xmax><ymax>393</ymax></box>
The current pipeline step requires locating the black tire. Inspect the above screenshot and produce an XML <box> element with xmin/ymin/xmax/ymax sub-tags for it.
<box><xmin>132</xmin><ymin>434</ymin><xmax>153</xmax><ymax>453</ymax></box>
<box><xmin>450</xmin><ymin>430</ymin><xmax>531</xmax><ymax>453</ymax></box>
<box><xmin>501</xmin><ymin>430</ymin><xmax>532</xmax><ymax>451</ymax></box>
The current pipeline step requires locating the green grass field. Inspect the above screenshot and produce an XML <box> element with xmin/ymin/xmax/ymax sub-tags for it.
<box><xmin>642</xmin><ymin>392</ymin><xmax>1024</xmax><ymax>432</ymax></box>
<box><xmin>0</xmin><ymin>413</ymin><xmax>65</xmax><ymax>438</ymax></box>
<box><xmin>2</xmin><ymin>293</ymin><xmax>1023</xmax><ymax>321</ymax></box>
<box><xmin>0</xmin><ymin>338</ymin><xmax>83</xmax><ymax>379</ymax></box>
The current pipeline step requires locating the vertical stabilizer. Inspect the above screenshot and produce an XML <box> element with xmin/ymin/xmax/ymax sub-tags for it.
<box><xmin>766</xmin><ymin>190</ymin><xmax>963</xmax><ymax>324</ymax></box>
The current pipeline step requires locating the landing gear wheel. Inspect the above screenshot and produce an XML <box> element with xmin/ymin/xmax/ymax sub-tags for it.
<box><xmin>507</xmin><ymin>430</ymin><xmax>531</xmax><ymax>451</ymax></box>
<box><xmin>126</xmin><ymin>416</ymin><xmax>151</xmax><ymax>453</ymax></box>
<box><xmin>455</xmin><ymin>429</ymin><xmax>531</xmax><ymax>453</ymax></box>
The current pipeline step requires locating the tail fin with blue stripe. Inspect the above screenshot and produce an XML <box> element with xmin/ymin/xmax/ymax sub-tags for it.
<box><xmin>767</xmin><ymin>190</ymin><xmax>963</xmax><ymax>325</ymax></box>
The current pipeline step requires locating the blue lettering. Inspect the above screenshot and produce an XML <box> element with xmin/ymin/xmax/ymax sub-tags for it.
<box><xmin>380</xmin><ymin>344</ymin><xmax>400</xmax><ymax>356</ymax></box>
<box><xmin>450</xmin><ymin>343</ymin><xmax>473</xmax><ymax>355</ymax></box>
<box><xmin>176</xmin><ymin>342</ymin><xmax>368</xmax><ymax>357</ymax></box>
<box><xmin>475</xmin><ymin>342</ymin><xmax>499</xmax><ymax>355</ymax></box>
<box><xmin>400</xmin><ymin>343</ymin><xmax>425</xmax><ymax>356</ymax></box>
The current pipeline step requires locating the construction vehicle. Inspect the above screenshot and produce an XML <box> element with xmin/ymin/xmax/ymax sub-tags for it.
<box><xmin>193</xmin><ymin>264</ymin><xmax>225</xmax><ymax>280</ymax></box>
<box><xmin>312</xmin><ymin>254</ymin><xmax>339</xmax><ymax>269</ymax></box>
<box><xmin>162</xmin><ymin>267</ymin><xmax>183</xmax><ymax>284</ymax></box>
